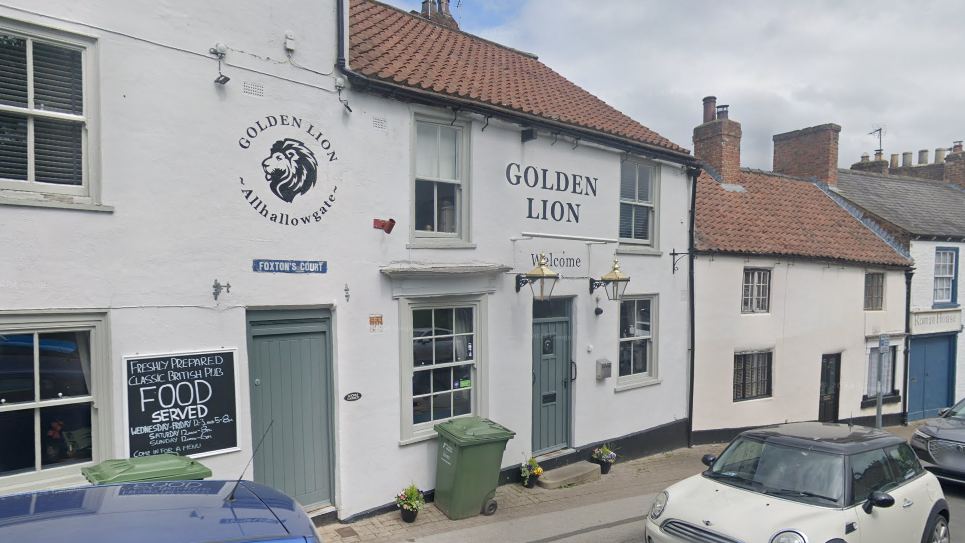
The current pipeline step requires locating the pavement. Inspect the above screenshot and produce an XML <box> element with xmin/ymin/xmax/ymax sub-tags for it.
<box><xmin>318</xmin><ymin>422</ymin><xmax>923</xmax><ymax>543</ymax></box>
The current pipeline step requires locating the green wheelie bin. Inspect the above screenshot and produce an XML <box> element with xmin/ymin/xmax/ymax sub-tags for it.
<box><xmin>81</xmin><ymin>453</ymin><xmax>212</xmax><ymax>485</ymax></box>
<box><xmin>433</xmin><ymin>417</ymin><xmax>515</xmax><ymax>520</ymax></box>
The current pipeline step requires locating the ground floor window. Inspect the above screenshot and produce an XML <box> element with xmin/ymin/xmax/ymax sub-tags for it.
<box><xmin>399</xmin><ymin>296</ymin><xmax>486</xmax><ymax>442</ymax></box>
<box><xmin>865</xmin><ymin>345</ymin><xmax>897</xmax><ymax>397</ymax></box>
<box><xmin>734</xmin><ymin>351</ymin><xmax>772</xmax><ymax>401</ymax></box>
<box><xmin>618</xmin><ymin>296</ymin><xmax>656</xmax><ymax>383</ymax></box>
<box><xmin>0</xmin><ymin>313</ymin><xmax>107</xmax><ymax>482</ymax></box>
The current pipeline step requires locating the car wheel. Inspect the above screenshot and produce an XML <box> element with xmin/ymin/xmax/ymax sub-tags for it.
<box><xmin>923</xmin><ymin>513</ymin><xmax>950</xmax><ymax>543</ymax></box>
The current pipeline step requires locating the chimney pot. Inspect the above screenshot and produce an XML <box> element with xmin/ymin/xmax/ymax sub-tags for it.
<box><xmin>919</xmin><ymin>149</ymin><xmax>929</xmax><ymax>165</ymax></box>
<box><xmin>954</xmin><ymin>141</ymin><xmax>964</xmax><ymax>153</ymax></box>
<box><xmin>902</xmin><ymin>152</ymin><xmax>913</xmax><ymax>167</ymax></box>
<box><xmin>702</xmin><ymin>96</ymin><xmax>717</xmax><ymax>123</ymax></box>
<box><xmin>716</xmin><ymin>105</ymin><xmax>729</xmax><ymax>120</ymax></box>
<box><xmin>860</xmin><ymin>152</ymin><xmax>870</xmax><ymax>163</ymax></box>
<box><xmin>890</xmin><ymin>154</ymin><xmax>899</xmax><ymax>168</ymax></box>
<box><xmin>936</xmin><ymin>148</ymin><xmax>947</xmax><ymax>164</ymax></box>
<box><xmin>874</xmin><ymin>150</ymin><xmax>884</xmax><ymax>162</ymax></box>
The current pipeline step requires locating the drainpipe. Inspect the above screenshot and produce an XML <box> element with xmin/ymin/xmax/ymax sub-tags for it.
<box><xmin>685</xmin><ymin>168</ymin><xmax>698</xmax><ymax>447</ymax></box>
<box><xmin>901</xmin><ymin>268</ymin><xmax>914</xmax><ymax>425</ymax></box>
<box><xmin>336</xmin><ymin>0</ymin><xmax>357</xmax><ymax>78</ymax></box>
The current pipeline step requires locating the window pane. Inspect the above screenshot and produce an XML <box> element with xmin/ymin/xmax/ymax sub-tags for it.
<box><xmin>452</xmin><ymin>389</ymin><xmax>471</xmax><ymax>416</ymax></box>
<box><xmin>413</xmin><ymin>338</ymin><xmax>433</xmax><ymax>367</ymax></box>
<box><xmin>434</xmin><ymin>309</ymin><xmax>453</xmax><ymax>334</ymax></box>
<box><xmin>0</xmin><ymin>333</ymin><xmax>34</xmax><ymax>404</ymax></box>
<box><xmin>41</xmin><ymin>403</ymin><xmax>92</xmax><ymax>468</ymax></box>
<box><xmin>39</xmin><ymin>331</ymin><xmax>90</xmax><ymax>400</ymax></box>
<box><xmin>637</xmin><ymin>166</ymin><xmax>652</xmax><ymax>203</ymax></box>
<box><xmin>413</xmin><ymin>369</ymin><xmax>431</xmax><ymax>396</ymax></box>
<box><xmin>0</xmin><ymin>34</ymin><xmax>28</xmax><ymax>108</ymax></box>
<box><xmin>454</xmin><ymin>308</ymin><xmax>473</xmax><ymax>334</ymax></box>
<box><xmin>432</xmin><ymin>367</ymin><xmax>452</xmax><ymax>392</ymax></box>
<box><xmin>454</xmin><ymin>335</ymin><xmax>472</xmax><ymax>361</ymax></box>
<box><xmin>0</xmin><ymin>112</ymin><xmax>28</xmax><ymax>181</ymax></box>
<box><xmin>413</xmin><ymin>397</ymin><xmax>430</xmax><ymax>424</ymax></box>
<box><xmin>619</xmin><ymin>203</ymin><xmax>633</xmax><ymax>238</ymax></box>
<box><xmin>633</xmin><ymin>207</ymin><xmax>650</xmax><ymax>240</ymax></box>
<box><xmin>434</xmin><ymin>337</ymin><xmax>454</xmax><ymax>364</ymax></box>
<box><xmin>438</xmin><ymin>126</ymin><xmax>458</xmax><ymax>180</ymax></box>
<box><xmin>0</xmin><ymin>409</ymin><xmax>34</xmax><ymax>476</ymax></box>
<box><xmin>415</xmin><ymin>180</ymin><xmax>435</xmax><ymax>232</ymax></box>
<box><xmin>851</xmin><ymin>449</ymin><xmax>897</xmax><ymax>503</ymax></box>
<box><xmin>618</xmin><ymin>341</ymin><xmax>632</xmax><ymax>377</ymax></box>
<box><xmin>453</xmin><ymin>364</ymin><xmax>471</xmax><ymax>389</ymax></box>
<box><xmin>415</xmin><ymin>122</ymin><xmax>437</xmax><ymax>178</ymax></box>
<box><xmin>619</xmin><ymin>300</ymin><xmax>633</xmax><ymax>339</ymax></box>
<box><xmin>631</xmin><ymin>339</ymin><xmax>648</xmax><ymax>374</ymax></box>
<box><xmin>635</xmin><ymin>299</ymin><xmax>651</xmax><ymax>336</ymax></box>
<box><xmin>533</xmin><ymin>299</ymin><xmax>568</xmax><ymax>319</ymax></box>
<box><xmin>432</xmin><ymin>393</ymin><xmax>452</xmax><ymax>420</ymax></box>
<box><xmin>885</xmin><ymin>444</ymin><xmax>923</xmax><ymax>482</ymax></box>
<box><xmin>413</xmin><ymin>309</ymin><xmax>432</xmax><ymax>330</ymax></box>
<box><xmin>35</xmin><ymin>118</ymin><xmax>83</xmax><ymax>186</ymax></box>
<box><xmin>33</xmin><ymin>42</ymin><xmax>83</xmax><ymax>115</ymax></box>
<box><xmin>619</xmin><ymin>162</ymin><xmax>636</xmax><ymax>201</ymax></box>
<box><xmin>436</xmin><ymin>182</ymin><xmax>457</xmax><ymax>233</ymax></box>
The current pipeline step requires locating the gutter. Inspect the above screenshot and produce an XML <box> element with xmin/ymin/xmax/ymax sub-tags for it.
<box><xmin>335</xmin><ymin>0</ymin><xmax>698</xmax><ymax>168</ymax></box>
<box><xmin>901</xmin><ymin>268</ymin><xmax>914</xmax><ymax>425</ymax></box>
<box><xmin>686</xmin><ymin>166</ymin><xmax>700</xmax><ymax>447</ymax></box>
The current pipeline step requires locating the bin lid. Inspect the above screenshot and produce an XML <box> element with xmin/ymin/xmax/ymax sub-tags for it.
<box><xmin>434</xmin><ymin>417</ymin><xmax>515</xmax><ymax>445</ymax></box>
<box><xmin>82</xmin><ymin>453</ymin><xmax>213</xmax><ymax>485</ymax></box>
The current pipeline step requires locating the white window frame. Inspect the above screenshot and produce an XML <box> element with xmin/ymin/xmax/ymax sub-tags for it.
<box><xmin>0</xmin><ymin>19</ymin><xmax>101</xmax><ymax>208</ymax></box>
<box><xmin>618</xmin><ymin>159</ymin><xmax>660</xmax><ymax>250</ymax></box>
<box><xmin>616</xmin><ymin>294</ymin><xmax>659</xmax><ymax>390</ymax></box>
<box><xmin>0</xmin><ymin>311</ymin><xmax>112</xmax><ymax>491</ymax></box>
<box><xmin>398</xmin><ymin>295</ymin><xmax>487</xmax><ymax>444</ymax></box>
<box><xmin>934</xmin><ymin>249</ymin><xmax>957</xmax><ymax>305</ymax></box>
<box><xmin>864</xmin><ymin>272</ymin><xmax>884</xmax><ymax>311</ymax></box>
<box><xmin>408</xmin><ymin>114</ymin><xmax>472</xmax><ymax>249</ymax></box>
<box><xmin>742</xmin><ymin>268</ymin><xmax>771</xmax><ymax>314</ymax></box>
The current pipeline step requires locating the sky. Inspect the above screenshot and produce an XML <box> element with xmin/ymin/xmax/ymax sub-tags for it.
<box><xmin>382</xmin><ymin>0</ymin><xmax>965</xmax><ymax>169</ymax></box>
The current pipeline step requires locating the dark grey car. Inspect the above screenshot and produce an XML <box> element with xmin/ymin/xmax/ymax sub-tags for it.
<box><xmin>911</xmin><ymin>398</ymin><xmax>965</xmax><ymax>483</ymax></box>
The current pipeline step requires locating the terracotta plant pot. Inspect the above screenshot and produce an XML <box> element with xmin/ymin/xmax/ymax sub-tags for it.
<box><xmin>400</xmin><ymin>508</ymin><xmax>418</xmax><ymax>523</ymax></box>
<box><xmin>523</xmin><ymin>474</ymin><xmax>539</xmax><ymax>488</ymax></box>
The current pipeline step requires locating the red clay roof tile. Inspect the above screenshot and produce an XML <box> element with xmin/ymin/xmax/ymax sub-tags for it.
<box><xmin>349</xmin><ymin>0</ymin><xmax>688</xmax><ymax>154</ymax></box>
<box><xmin>696</xmin><ymin>169</ymin><xmax>910</xmax><ymax>267</ymax></box>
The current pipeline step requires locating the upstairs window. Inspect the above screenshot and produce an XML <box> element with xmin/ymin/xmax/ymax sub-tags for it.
<box><xmin>619</xmin><ymin>161</ymin><xmax>658</xmax><ymax>246</ymax></box>
<box><xmin>864</xmin><ymin>273</ymin><xmax>884</xmax><ymax>310</ymax></box>
<box><xmin>412</xmin><ymin>119</ymin><xmax>470</xmax><ymax>246</ymax></box>
<box><xmin>0</xmin><ymin>29</ymin><xmax>91</xmax><ymax>197</ymax></box>
<box><xmin>742</xmin><ymin>269</ymin><xmax>771</xmax><ymax>313</ymax></box>
<box><xmin>934</xmin><ymin>248</ymin><xmax>958</xmax><ymax>306</ymax></box>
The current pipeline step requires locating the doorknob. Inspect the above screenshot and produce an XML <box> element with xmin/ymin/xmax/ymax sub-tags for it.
<box><xmin>254</xmin><ymin>378</ymin><xmax>261</xmax><ymax>386</ymax></box>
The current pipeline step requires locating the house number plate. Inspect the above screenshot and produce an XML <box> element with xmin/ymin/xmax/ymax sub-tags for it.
<box><xmin>344</xmin><ymin>392</ymin><xmax>362</xmax><ymax>401</ymax></box>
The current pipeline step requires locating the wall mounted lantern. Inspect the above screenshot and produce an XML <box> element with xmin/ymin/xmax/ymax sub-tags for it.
<box><xmin>516</xmin><ymin>252</ymin><xmax>559</xmax><ymax>301</ymax></box>
<box><xmin>589</xmin><ymin>258</ymin><xmax>630</xmax><ymax>301</ymax></box>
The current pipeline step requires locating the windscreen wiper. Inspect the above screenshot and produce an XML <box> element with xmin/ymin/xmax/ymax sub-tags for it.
<box><xmin>765</xmin><ymin>488</ymin><xmax>838</xmax><ymax>503</ymax></box>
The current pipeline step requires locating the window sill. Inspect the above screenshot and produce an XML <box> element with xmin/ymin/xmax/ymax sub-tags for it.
<box><xmin>616</xmin><ymin>243</ymin><xmax>661</xmax><ymax>256</ymax></box>
<box><xmin>407</xmin><ymin>239</ymin><xmax>476</xmax><ymax>250</ymax></box>
<box><xmin>399</xmin><ymin>429</ymin><xmax>439</xmax><ymax>446</ymax></box>
<box><xmin>932</xmin><ymin>303</ymin><xmax>961</xmax><ymax>310</ymax></box>
<box><xmin>0</xmin><ymin>194</ymin><xmax>113</xmax><ymax>213</ymax></box>
<box><xmin>614</xmin><ymin>378</ymin><xmax>661</xmax><ymax>392</ymax></box>
<box><xmin>733</xmin><ymin>395</ymin><xmax>772</xmax><ymax>403</ymax></box>
<box><xmin>740</xmin><ymin>311</ymin><xmax>771</xmax><ymax>316</ymax></box>
<box><xmin>860</xmin><ymin>393</ymin><xmax>901</xmax><ymax>409</ymax></box>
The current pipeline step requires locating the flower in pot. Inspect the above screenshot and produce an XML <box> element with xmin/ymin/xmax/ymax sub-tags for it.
<box><xmin>520</xmin><ymin>457</ymin><xmax>543</xmax><ymax>488</ymax></box>
<box><xmin>591</xmin><ymin>444</ymin><xmax>617</xmax><ymax>474</ymax></box>
<box><xmin>395</xmin><ymin>483</ymin><xmax>425</xmax><ymax>523</ymax></box>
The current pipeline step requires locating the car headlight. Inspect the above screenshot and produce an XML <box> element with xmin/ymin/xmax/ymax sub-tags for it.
<box><xmin>770</xmin><ymin>531</ymin><xmax>806</xmax><ymax>543</ymax></box>
<box><xmin>913</xmin><ymin>430</ymin><xmax>930</xmax><ymax>442</ymax></box>
<box><xmin>650</xmin><ymin>490</ymin><xmax>669</xmax><ymax>520</ymax></box>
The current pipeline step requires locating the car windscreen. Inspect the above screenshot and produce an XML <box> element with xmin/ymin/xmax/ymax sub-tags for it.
<box><xmin>707</xmin><ymin>437</ymin><xmax>845</xmax><ymax>507</ymax></box>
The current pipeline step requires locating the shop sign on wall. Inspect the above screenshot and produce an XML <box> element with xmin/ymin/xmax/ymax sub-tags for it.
<box><xmin>369</xmin><ymin>315</ymin><xmax>384</xmax><ymax>333</ymax></box>
<box><xmin>910</xmin><ymin>309</ymin><xmax>962</xmax><ymax>335</ymax></box>
<box><xmin>236</xmin><ymin>115</ymin><xmax>339</xmax><ymax>227</ymax></box>
<box><xmin>252</xmin><ymin>259</ymin><xmax>327</xmax><ymax>273</ymax></box>
<box><xmin>125</xmin><ymin>350</ymin><xmax>239</xmax><ymax>458</ymax></box>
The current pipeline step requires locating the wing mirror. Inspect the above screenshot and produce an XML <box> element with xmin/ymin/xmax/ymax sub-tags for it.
<box><xmin>861</xmin><ymin>491</ymin><xmax>895</xmax><ymax>514</ymax></box>
<box><xmin>701</xmin><ymin>454</ymin><xmax>717</xmax><ymax>467</ymax></box>
<box><xmin>939</xmin><ymin>407</ymin><xmax>951</xmax><ymax>417</ymax></box>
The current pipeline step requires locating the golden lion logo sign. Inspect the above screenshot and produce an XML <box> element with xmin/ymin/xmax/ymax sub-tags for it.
<box><xmin>237</xmin><ymin>115</ymin><xmax>338</xmax><ymax>226</ymax></box>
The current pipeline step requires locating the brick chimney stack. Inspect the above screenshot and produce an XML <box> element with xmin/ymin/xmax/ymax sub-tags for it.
<box><xmin>946</xmin><ymin>142</ymin><xmax>965</xmax><ymax>190</ymax></box>
<box><xmin>771</xmin><ymin>124</ymin><xmax>842</xmax><ymax>186</ymax></box>
<box><xmin>420</xmin><ymin>0</ymin><xmax>458</xmax><ymax>28</ymax></box>
<box><xmin>693</xmin><ymin>96</ymin><xmax>742</xmax><ymax>182</ymax></box>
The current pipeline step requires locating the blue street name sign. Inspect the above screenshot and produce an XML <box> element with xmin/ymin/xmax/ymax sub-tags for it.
<box><xmin>252</xmin><ymin>260</ymin><xmax>327</xmax><ymax>273</ymax></box>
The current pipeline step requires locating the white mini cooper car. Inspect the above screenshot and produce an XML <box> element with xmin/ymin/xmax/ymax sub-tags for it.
<box><xmin>646</xmin><ymin>422</ymin><xmax>949</xmax><ymax>543</ymax></box>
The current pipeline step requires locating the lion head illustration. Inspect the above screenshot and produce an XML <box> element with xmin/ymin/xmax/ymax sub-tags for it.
<box><xmin>261</xmin><ymin>139</ymin><xmax>318</xmax><ymax>203</ymax></box>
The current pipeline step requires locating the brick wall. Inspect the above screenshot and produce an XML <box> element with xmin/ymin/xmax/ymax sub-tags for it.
<box><xmin>693</xmin><ymin>119</ymin><xmax>742</xmax><ymax>182</ymax></box>
<box><xmin>850</xmin><ymin>160</ymin><xmax>890</xmax><ymax>175</ymax></box>
<box><xmin>887</xmin><ymin>163</ymin><xmax>945</xmax><ymax>181</ymax></box>
<box><xmin>772</xmin><ymin>124</ymin><xmax>841</xmax><ymax>185</ymax></box>
<box><xmin>945</xmin><ymin>152</ymin><xmax>965</xmax><ymax>190</ymax></box>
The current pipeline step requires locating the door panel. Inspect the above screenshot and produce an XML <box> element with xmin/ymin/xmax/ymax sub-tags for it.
<box><xmin>532</xmin><ymin>319</ymin><xmax>570</xmax><ymax>455</ymax></box>
<box><xmin>248</xmin><ymin>316</ymin><xmax>333</xmax><ymax>508</ymax></box>
<box><xmin>908</xmin><ymin>335</ymin><xmax>954</xmax><ymax>421</ymax></box>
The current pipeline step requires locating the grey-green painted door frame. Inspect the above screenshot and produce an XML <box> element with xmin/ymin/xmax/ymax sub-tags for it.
<box><xmin>532</xmin><ymin>314</ymin><xmax>571</xmax><ymax>456</ymax></box>
<box><xmin>246</xmin><ymin>309</ymin><xmax>335</xmax><ymax>508</ymax></box>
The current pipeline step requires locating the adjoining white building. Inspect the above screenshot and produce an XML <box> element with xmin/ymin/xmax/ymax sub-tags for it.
<box><xmin>0</xmin><ymin>0</ymin><xmax>699</xmax><ymax>520</ymax></box>
<box><xmin>690</xmin><ymin>102</ymin><xmax>913</xmax><ymax>444</ymax></box>
<box><xmin>834</xmin><ymin>144</ymin><xmax>965</xmax><ymax>421</ymax></box>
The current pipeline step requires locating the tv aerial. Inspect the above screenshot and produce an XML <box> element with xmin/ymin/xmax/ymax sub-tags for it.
<box><xmin>868</xmin><ymin>123</ymin><xmax>887</xmax><ymax>155</ymax></box>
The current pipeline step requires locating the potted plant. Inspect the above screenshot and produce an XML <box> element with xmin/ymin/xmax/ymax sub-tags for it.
<box><xmin>395</xmin><ymin>483</ymin><xmax>425</xmax><ymax>523</ymax></box>
<box><xmin>520</xmin><ymin>457</ymin><xmax>543</xmax><ymax>488</ymax></box>
<box><xmin>591</xmin><ymin>444</ymin><xmax>617</xmax><ymax>474</ymax></box>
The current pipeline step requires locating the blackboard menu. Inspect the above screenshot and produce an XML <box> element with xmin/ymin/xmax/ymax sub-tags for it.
<box><xmin>126</xmin><ymin>350</ymin><xmax>238</xmax><ymax>458</ymax></box>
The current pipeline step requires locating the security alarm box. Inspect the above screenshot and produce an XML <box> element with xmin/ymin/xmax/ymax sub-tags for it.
<box><xmin>596</xmin><ymin>358</ymin><xmax>612</xmax><ymax>380</ymax></box>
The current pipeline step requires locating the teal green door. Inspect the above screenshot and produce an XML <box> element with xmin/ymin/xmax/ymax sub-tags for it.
<box><xmin>532</xmin><ymin>300</ymin><xmax>571</xmax><ymax>455</ymax></box>
<box><xmin>247</xmin><ymin>311</ymin><xmax>334</xmax><ymax>508</ymax></box>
